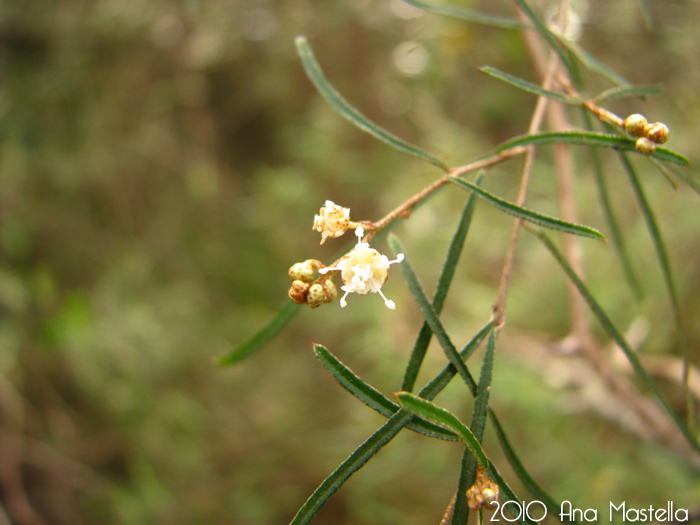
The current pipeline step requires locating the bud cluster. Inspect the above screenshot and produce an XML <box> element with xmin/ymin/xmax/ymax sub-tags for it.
<box><xmin>623</xmin><ymin>114</ymin><xmax>669</xmax><ymax>155</ymax></box>
<box><xmin>286</xmin><ymin>201</ymin><xmax>404</xmax><ymax>310</ymax></box>
<box><xmin>466</xmin><ymin>465</ymin><xmax>499</xmax><ymax>511</ymax></box>
<box><xmin>288</xmin><ymin>259</ymin><xmax>337</xmax><ymax>309</ymax></box>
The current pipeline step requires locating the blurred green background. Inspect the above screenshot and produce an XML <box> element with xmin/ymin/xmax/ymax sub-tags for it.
<box><xmin>1</xmin><ymin>0</ymin><xmax>699</xmax><ymax>523</ymax></box>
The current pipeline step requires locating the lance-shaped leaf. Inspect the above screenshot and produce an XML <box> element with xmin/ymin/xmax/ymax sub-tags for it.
<box><xmin>403</xmin><ymin>173</ymin><xmax>483</xmax><ymax>392</ymax></box>
<box><xmin>489</xmin><ymin>410</ymin><xmax>567</xmax><ymax>521</ymax></box>
<box><xmin>314</xmin><ymin>344</ymin><xmax>458</xmax><ymax>441</ymax></box>
<box><xmin>593</xmin><ymin>84</ymin><xmax>664</xmax><ymax>103</ymax></box>
<box><xmin>487</xmin><ymin>463</ymin><xmax>536</xmax><ymax>525</ymax></box>
<box><xmin>496</xmin><ymin>131</ymin><xmax>690</xmax><ymax>166</ymax></box>
<box><xmin>453</xmin><ymin>329</ymin><xmax>498</xmax><ymax>523</ymax></box>
<box><xmin>400</xmin><ymin>0</ymin><xmax>528</xmax><ymax>29</ymax></box>
<box><xmin>395</xmin><ymin>392</ymin><xmax>489</xmax><ymax>469</ymax></box>
<box><xmin>552</xmin><ymin>32</ymin><xmax>628</xmax><ymax>86</ymax></box>
<box><xmin>389</xmin><ymin>234</ymin><xmax>478</xmax><ymax>393</ymax></box>
<box><xmin>217</xmin><ymin>302</ymin><xmax>299</xmax><ymax>366</ymax></box>
<box><xmin>290</xmin><ymin>410</ymin><xmax>414</xmax><ymax>525</ymax></box>
<box><xmin>471</xmin><ymin>330</ymin><xmax>497</xmax><ymax>442</ymax></box>
<box><xmin>663</xmin><ymin>162</ymin><xmax>700</xmax><ymax>197</ymax></box>
<box><xmin>639</xmin><ymin>0</ymin><xmax>653</xmax><ymax>31</ymax></box>
<box><xmin>480</xmin><ymin>66</ymin><xmax>579</xmax><ymax>104</ymax></box>
<box><xmin>449</xmin><ymin>177</ymin><xmax>606</xmax><ymax>241</ymax></box>
<box><xmin>290</xmin><ymin>322</ymin><xmax>492</xmax><ymax>525</ymax></box>
<box><xmin>511</xmin><ymin>0</ymin><xmax>574</xmax><ymax>76</ymax></box>
<box><xmin>617</xmin><ymin>152</ymin><xmax>694</xmax><ymax>427</ymax></box>
<box><xmin>295</xmin><ymin>36</ymin><xmax>449</xmax><ymax>171</ymax></box>
<box><xmin>530</xmin><ymin>227</ymin><xmax>700</xmax><ymax>455</ymax></box>
<box><xmin>582</xmin><ymin>111</ymin><xmax>642</xmax><ymax>299</ymax></box>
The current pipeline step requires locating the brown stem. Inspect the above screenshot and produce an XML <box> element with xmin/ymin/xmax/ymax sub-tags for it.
<box><xmin>439</xmin><ymin>490</ymin><xmax>457</xmax><ymax>525</ymax></box>
<box><xmin>491</xmin><ymin>52</ymin><xmax>559</xmax><ymax>327</ymax></box>
<box><xmin>364</xmin><ymin>147</ymin><xmax>528</xmax><ymax>244</ymax></box>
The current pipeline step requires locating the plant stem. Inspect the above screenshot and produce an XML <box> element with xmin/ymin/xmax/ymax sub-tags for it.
<box><xmin>491</xmin><ymin>51</ymin><xmax>558</xmax><ymax>327</ymax></box>
<box><xmin>364</xmin><ymin>147</ymin><xmax>528</xmax><ymax>243</ymax></box>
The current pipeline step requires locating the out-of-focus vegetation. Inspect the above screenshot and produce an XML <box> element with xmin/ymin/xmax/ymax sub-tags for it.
<box><xmin>1</xmin><ymin>0</ymin><xmax>699</xmax><ymax>523</ymax></box>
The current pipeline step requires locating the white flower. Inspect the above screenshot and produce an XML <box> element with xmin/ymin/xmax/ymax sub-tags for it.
<box><xmin>312</xmin><ymin>200</ymin><xmax>350</xmax><ymax>244</ymax></box>
<box><xmin>319</xmin><ymin>227</ymin><xmax>404</xmax><ymax>309</ymax></box>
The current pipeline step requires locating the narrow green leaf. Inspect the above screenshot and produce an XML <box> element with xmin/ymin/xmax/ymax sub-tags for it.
<box><xmin>619</xmin><ymin>153</ymin><xmax>681</xmax><ymax>324</ymax></box>
<box><xmin>452</xmin><ymin>450</ymin><xmax>476</xmax><ymax>525</ymax></box>
<box><xmin>648</xmin><ymin>156</ymin><xmax>679</xmax><ymax>190</ymax></box>
<box><xmin>496</xmin><ymin>131</ymin><xmax>690</xmax><ymax>166</ymax></box>
<box><xmin>389</xmin><ymin>235</ymin><xmax>478</xmax><ymax>394</ymax></box>
<box><xmin>420</xmin><ymin>320</ymin><xmax>493</xmax><ymax>402</ymax></box>
<box><xmin>552</xmin><ymin>33</ymin><xmax>629</xmax><ymax>86</ymax></box>
<box><xmin>471</xmin><ymin>330</ymin><xmax>497</xmax><ymax>442</ymax></box>
<box><xmin>618</xmin><ymin>152</ymin><xmax>695</xmax><ymax>431</ymax></box>
<box><xmin>453</xmin><ymin>329</ymin><xmax>498</xmax><ymax>523</ymax></box>
<box><xmin>217</xmin><ymin>302</ymin><xmax>299</xmax><ymax>366</ymax></box>
<box><xmin>664</xmin><ymin>163</ymin><xmax>700</xmax><ymax>197</ymax></box>
<box><xmin>295</xmin><ymin>36</ymin><xmax>449</xmax><ymax>171</ymax></box>
<box><xmin>395</xmin><ymin>392</ymin><xmax>489</xmax><ymax>468</ymax></box>
<box><xmin>399</xmin><ymin>0</ymin><xmax>529</xmax><ymax>29</ymax></box>
<box><xmin>582</xmin><ymin>110</ymin><xmax>642</xmax><ymax>299</ymax></box>
<box><xmin>564</xmin><ymin>46</ymin><xmax>585</xmax><ymax>91</ymax></box>
<box><xmin>489</xmin><ymin>410</ymin><xmax>569</xmax><ymax>522</ymax></box>
<box><xmin>511</xmin><ymin>0</ymin><xmax>574</xmax><ymax>77</ymax></box>
<box><xmin>314</xmin><ymin>344</ymin><xmax>459</xmax><ymax>441</ymax></box>
<box><xmin>639</xmin><ymin>0</ymin><xmax>653</xmax><ymax>31</ymax></box>
<box><xmin>480</xmin><ymin>66</ymin><xmax>578</xmax><ymax>104</ymax></box>
<box><xmin>449</xmin><ymin>177</ymin><xmax>606</xmax><ymax>241</ymax></box>
<box><xmin>530</xmin><ymin>227</ymin><xmax>700</xmax><ymax>454</ymax></box>
<box><xmin>289</xmin><ymin>410</ymin><xmax>415</xmax><ymax>525</ymax></box>
<box><xmin>290</xmin><ymin>322</ymin><xmax>492</xmax><ymax>524</ymax></box>
<box><xmin>487</xmin><ymin>463</ymin><xmax>536</xmax><ymax>525</ymax></box>
<box><xmin>402</xmin><ymin>173</ymin><xmax>483</xmax><ymax>392</ymax></box>
<box><xmin>593</xmin><ymin>84</ymin><xmax>664</xmax><ymax>103</ymax></box>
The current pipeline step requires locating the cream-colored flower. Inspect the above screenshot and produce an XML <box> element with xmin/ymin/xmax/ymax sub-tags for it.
<box><xmin>313</xmin><ymin>200</ymin><xmax>350</xmax><ymax>244</ymax></box>
<box><xmin>319</xmin><ymin>227</ymin><xmax>403</xmax><ymax>309</ymax></box>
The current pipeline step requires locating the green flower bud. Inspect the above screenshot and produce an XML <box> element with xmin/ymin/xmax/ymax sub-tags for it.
<box><xmin>288</xmin><ymin>280</ymin><xmax>309</xmax><ymax>304</ymax></box>
<box><xmin>289</xmin><ymin>262</ymin><xmax>315</xmax><ymax>283</ymax></box>
<box><xmin>322</xmin><ymin>279</ymin><xmax>337</xmax><ymax>303</ymax></box>
<box><xmin>306</xmin><ymin>283</ymin><xmax>325</xmax><ymax>309</ymax></box>
<box><xmin>635</xmin><ymin>137</ymin><xmax>656</xmax><ymax>155</ymax></box>
<box><xmin>624</xmin><ymin>114</ymin><xmax>647</xmax><ymax>137</ymax></box>
<box><xmin>644</xmin><ymin>122</ymin><xmax>669</xmax><ymax>144</ymax></box>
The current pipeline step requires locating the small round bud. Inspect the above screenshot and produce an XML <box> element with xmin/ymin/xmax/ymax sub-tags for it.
<box><xmin>307</xmin><ymin>283</ymin><xmax>325</xmax><ymax>309</ymax></box>
<box><xmin>635</xmin><ymin>137</ymin><xmax>656</xmax><ymax>155</ymax></box>
<box><xmin>482</xmin><ymin>488</ymin><xmax>498</xmax><ymax>508</ymax></box>
<box><xmin>644</xmin><ymin>122</ymin><xmax>669</xmax><ymax>144</ymax></box>
<box><xmin>288</xmin><ymin>280</ymin><xmax>309</xmax><ymax>304</ymax></box>
<box><xmin>289</xmin><ymin>262</ymin><xmax>315</xmax><ymax>283</ymax></box>
<box><xmin>624</xmin><ymin>114</ymin><xmax>648</xmax><ymax>137</ymax></box>
<box><xmin>322</xmin><ymin>280</ymin><xmax>337</xmax><ymax>303</ymax></box>
<box><xmin>303</xmin><ymin>259</ymin><xmax>322</xmax><ymax>271</ymax></box>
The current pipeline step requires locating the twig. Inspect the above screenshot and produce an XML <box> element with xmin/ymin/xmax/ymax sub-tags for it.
<box><xmin>491</xmin><ymin>49</ymin><xmax>559</xmax><ymax>327</ymax></box>
<box><xmin>439</xmin><ymin>490</ymin><xmax>457</xmax><ymax>525</ymax></box>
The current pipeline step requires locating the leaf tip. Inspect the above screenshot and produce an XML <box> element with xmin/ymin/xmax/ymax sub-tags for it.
<box><xmin>214</xmin><ymin>355</ymin><xmax>233</xmax><ymax>367</ymax></box>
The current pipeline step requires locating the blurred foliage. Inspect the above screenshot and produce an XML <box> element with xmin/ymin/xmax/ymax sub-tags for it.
<box><xmin>0</xmin><ymin>0</ymin><xmax>699</xmax><ymax>524</ymax></box>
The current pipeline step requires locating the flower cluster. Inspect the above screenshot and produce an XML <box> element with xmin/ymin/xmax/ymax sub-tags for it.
<box><xmin>312</xmin><ymin>200</ymin><xmax>351</xmax><ymax>244</ymax></box>
<box><xmin>466</xmin><ymin>465</ymin><xmax>499</xmax><ymax>511</ymax></box>
<box><xmin>319</xmin><ymin>226</ymin><xmax>404</xmax><ymax>309</ymax></box>
<box><xmin>287</xmin><ymin>201</ymin><xmax>403</xmax><ymax>309</ymax></box>
<box><xmin>624</xmin><ymin>113</ymin><xmax>669</xmax><ymax>155</ymax></box>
